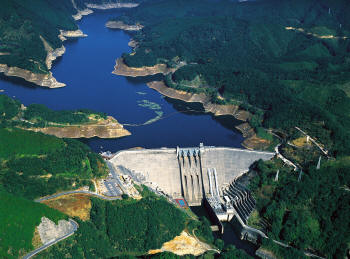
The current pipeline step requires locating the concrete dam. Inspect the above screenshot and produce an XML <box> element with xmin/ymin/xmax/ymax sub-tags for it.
<box><xmin>110</xmin><ymin>144</ymin><xmax>274</xmax><ymax>205</ymax></box>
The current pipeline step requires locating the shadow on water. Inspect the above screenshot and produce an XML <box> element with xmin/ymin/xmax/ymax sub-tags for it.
<box><xmin>125</xmin><ymin>74</ymin><xmax>164</xmax><ymax>85</ymax></box>
<box><xmin>191</xmin><ymin>205</ymin><xmax>258</xmax><ymax>258</ymax></box>
<box><xmin>0</xmin><ymin>73</ymin><xmax>42</xmax><ymax>90</ymax></box>
<box><xmin>0</xmin><ymin>9</ymin><xmax>245</xmax><ymax>152</ymax></box>
<box><xmin>165</xmin><ymin>97</ymin><xmax>244</xmax><ymax>137</ymax></box>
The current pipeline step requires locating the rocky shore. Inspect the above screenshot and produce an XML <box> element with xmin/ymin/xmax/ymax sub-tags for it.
<box><xmin>147</xmin><ymin>81</ymin><xmax>271</xmax><ymax>150</ymax></box>
<box><xmin>86</xmin><ymin>2</ymin><xmax>139</xmax><ymax>9</ymax></box>
<box><xmin>71</xmin><ymin>1</ymin><xmax>139</xmax><ymax>20</ymax></box>
<box><xmin>72</xmin><ymin>8</ymin><xmax>93</xmax><ymax>21</ymax></box>
<box><xmin>147</xmin><ymin>81</ymin><xmax>249</xmax><ymax>120</ymax></box>
<box><xmin>0</xmin><ymin>29</ymin><xmax>88</xmax><ymax>88</ymax></box>
<box><xmin>106</xmin><ymin>21</ymin><xmax>143</xmax><ymax>31</ymax></box>
<box><xmin>0</xmin><ymin>1</ymin><xmax>141</xmax><ymax>88</ymax></box>
<box><xmin>40</xmin><ymin>36</ymin><xmax>66</xmax><ymax>70</ymax></box>
<box><xmin>235</xmin><ymin>123</ymin><xmax>270</xmax><ymax>150</ymax></box>
<box><xmin>26</xmin><ymin>116</ymin><xmax>131</xmax><ymax>139</ymax></box>
<box><xmin>113</xmin><ymin>58</ymin><xmax>174</xmax><ymax>77</ymax></box>
<box><xmin>59</xmin><ymin>29</ymin><xmax>87</xmax><ymax>41</ymax></box>
<box><xmin>0</xmin><ymin>64</ymin><xmax>65</xmax><ymax>88</ymax></box>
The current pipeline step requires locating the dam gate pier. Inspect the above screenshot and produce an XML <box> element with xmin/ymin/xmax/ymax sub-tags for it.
<box><xmin>110</xmin><ymin>143</ymin><xmax>273</xmax><ymax>206</ymax></box>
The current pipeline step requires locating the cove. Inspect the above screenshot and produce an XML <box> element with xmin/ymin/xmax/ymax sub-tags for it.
<box><xmin>0</xmin><ymin>9</ymin><xmax>243</xmax><ymax>152</ymax></box>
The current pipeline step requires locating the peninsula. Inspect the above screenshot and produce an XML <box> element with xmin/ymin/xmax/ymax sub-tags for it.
<box><xmin>0</xmin><ymin>0</ymin><xmax>139</xmax><ymax>88</ymax></box>
<box><xmin>112</xmin><ymin>58</ymin><xmax>173</xmax><ymax>77</ymax></box>
<box><xmin>106</xmin><ymin>21</ymin><xmax>143</xmax><ymax>31</ymax></box>
<box><xmin>26</xmin><ymin>115</ymin><xmax>131</xmax><ymax>139</ymax></box>
<box><xmin>0</xmin><ymin>95</ymin><xmax>131</xmax><ymax>139</ymax></box>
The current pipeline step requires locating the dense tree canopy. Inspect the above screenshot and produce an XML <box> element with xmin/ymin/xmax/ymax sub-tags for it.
<box><xmin>248</xmin><ymin>158</ymin><xmax>350</xmax><ymax>258</ymax></box>
<box><xmin>117</xmin><ymin>0</ymin><xmax>350</xmax><ymax>156</ymax></box>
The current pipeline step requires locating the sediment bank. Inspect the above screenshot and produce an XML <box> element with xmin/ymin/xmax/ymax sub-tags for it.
<box><xmin>72</xmin><ymin>2</ymin><xmax>139</xmax><ymax>20</ymax></box>
<box><xmin>106</xmin><ymin>20</ymin><xmax>143</xmax><ymax>31</ymax></box>
<box><xmin>1</xmin><ymin>1</ymin><xmax>140</xmax><ymax>88</ymax></box>
<box><xmin>59</xmin><ymin>29</ymin><xmax>87</xmax><ymax>41</ymax></box>
<box><xmin>0</xmin><ymin>64</ymin><xmax>65</xmax><ymax>88</ymax></box>
<box><xmin>147</xmin><ymin>81</ymin><xmax>250</xmax><ymax>120</ymax></box>
<box><xmin>72</xmin><ymin>8</ymin><xmax>94</xmax><ymax>21</ymax></box>
<box><xmin>25</xmin><ymin>116</ymin><xmax>131</xmax><ymax>139</ymax></box>
<box><xmin>113</xmin><ymin>58</ymin><xmax>174</xmax><ymax>77</ymax></box>
<box><xmin>0</xmin><ymin>30</ymin><xmax>87</xmax><ymax>88</ymax></box>
<box><xmin>86</xmin><ymin>3</ymin><xmax>139</xmax><ymax>9</ymax></box>
<box><xmin>40</xmin><ymin>36</ymin><xmax>66</xmax><ymax>70</ymax></box>
<box><xmin>146</xmin><ymin>81</ymin><xmax>271</xmax><ymax>150</ymax></box>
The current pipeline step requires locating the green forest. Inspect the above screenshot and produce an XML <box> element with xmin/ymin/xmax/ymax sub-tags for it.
<box><xmin>0</xmin><ymin>0</ymin><xmax>146</xmax><ymax>74</ymax></box>
<box><xmin>1</xmin><ymin>0</ymin><xmax>350</xmax><ymax>258</ymax></box>
<box><xmin>37</xmin><ymin>189</ymin><xmax>252</xmax><ymax>259</ymax></box>
<box><xmin>0</xmin><ymin>188</ymin><xmax>67</xmax><ymax>259</ymax></box>
<box><xmin>117</xmin><ymin>0</ymin><xmax>350</xmax><ymax>156</ymax></box>
<box><xmin>0</xmin><ymin>95</ymin><xmax>110</xmax><ymax>199</ymax></box>
<box><xmin>23</xmin><ymin>103</ymin><xmax>107</xmax><ymax>125</ymax></box>
<box><xmin>0</xmin><ymin>0</ymin><xmax>77</xmax><ymax>73</ymax></box>
<box><xmin>38</xmin><ymin>193</ymin><xmax>189</xmax><ymax>258</ymax></box>
<box><xmin>113</xmin><ymin>0</ymin><xmax>350</xmax><ymax>257</ymax></box>
<box><xmin>247</xmin><ymin>157</ymin><xmax>350</xmax><ymax>258</ymax></box>
<box><xmin>0</xmin><ymin>127</ymin><xmax>107</xmax><ymax>199</ymax></box>
<box><xmin>0</xmin><ymin>94</ymin><xmax>107</xmax><ymax>128</ymax></box>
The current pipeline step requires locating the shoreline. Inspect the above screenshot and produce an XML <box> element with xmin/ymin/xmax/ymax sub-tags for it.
<box><xmin>0</xmin><ymin>64</ymin><xmax>65</xmax><ymax>88</ymax></box>
<box><xmin>147</xmin><ymin>80</ymin><xmax>250</xmax><ymax>121</ymax></box>
<box><xmin>146</xmin><ymin>81</ymin><xmax>271</xmax><ymax>150</ymax></box>
<box><xmin>106</xmin><ymin>20</ymin><xmax>143</xmax><ymax>31</ymax></box>
<box><xmin>0</xmin><ymin>2</ymin><xmax>139</xmax><ymax>88</ymax></box>
<box><xmin>72</xmin><ymin>2</ymin><xmax>139</xmax><ymax>20</ymax></box>
<box><xmin>112</xmin><ymin>58</ymin><xmax>174</xmax><ymax>77</ymax></box>
<box><xmin>0</xmin><ymin>29</ymin><xmax>87</xmax><ymax>89</ymax></box>
<box><xmin>24</xmin><ymin>116</ymin><xmax>131</xmax><ymax>139</ymax></box>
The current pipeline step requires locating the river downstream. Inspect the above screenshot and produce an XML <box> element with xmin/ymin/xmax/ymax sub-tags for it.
<box><xmin>0</xmin><ymin>9</ymin><xmax>243</xmax><ymax>152</ymax></box>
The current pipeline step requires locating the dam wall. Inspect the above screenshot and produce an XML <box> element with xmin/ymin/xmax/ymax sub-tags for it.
<box><xmin>201</xmin><ymin>147</ymin><xmax>274</xmax><ymax>196</ymax></box>
<box><xmin>110</xmin><ymin>148</ymin><xmax>182</xmax><ymax>198</ymax></box>
<box><xmin>109</xmin><ymin>145</ymin><xmax>274</xmax><ymax>205</ymax></box>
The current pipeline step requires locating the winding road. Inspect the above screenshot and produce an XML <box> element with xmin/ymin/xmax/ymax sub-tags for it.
<box><xmin>22</xmin><ymin>219</ymin><xmax>79</xmax><ymax>259</ymax></box>
<box><xmin>23</xmin><ymin>190</ymin><xmax>121</xmax><ymax>258</ymax></box>
<box><xmin>34</xmin><ymin>190</ymin><xmax>121</xmax><ymax>203</ymax></box>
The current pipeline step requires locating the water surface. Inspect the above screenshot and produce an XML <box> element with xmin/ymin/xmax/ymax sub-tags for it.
<box><xmin>0</xmin><ymin>10</ymin><xmax>244</xmax><ymax>152</ymax></box>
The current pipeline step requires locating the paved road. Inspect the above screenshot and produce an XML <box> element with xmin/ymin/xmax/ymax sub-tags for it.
<box><xmin>25</xmin><ymin>191</ymin><xmax>120</xmax><ymax>258</ymax></box>
<box><xmin>295</xmin><ymin>127</ymin><xmax>330</xmax><ymax>157</ymax></box>
<box><xmin>106</xmin><ymin>161</ymin><xmax>129</xmax><ymax>195</ymax></box>
<box><xmin>275</xmin><ymin>144</ymin><xmax>299</xmax><ymax>171</ymax></box>
<box><xmin>22</xmin><ymin>219</ymin><xmax>79</xmax><ymax>259</ymax></box>
<box><xmin>35</xmin><ymin>190</ymin><xmax>121</xmax><ymax>203</ymax></box>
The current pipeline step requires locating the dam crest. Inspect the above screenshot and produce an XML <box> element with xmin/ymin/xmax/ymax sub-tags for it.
<box><xmin>110</xmin><ymin>144</ymin><xmax>274</xmax><ymax>206</ymax></box>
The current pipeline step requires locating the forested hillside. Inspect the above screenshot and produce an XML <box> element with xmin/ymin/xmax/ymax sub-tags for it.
<box><xmin>38</xmin><ymin>194</ymin><xmax>187</xmax><ymax>258</ymax></box>
<box><xmin>0</xmin><ymin>94</ymin><xmax>108</xmax><ymax>127</ymax></box>
<box><xmin>0</xmin><ymin>189</ymin><xmax>67</xmax><ymax>259</ymax></box>
<box><xmin>0</xmin><ymin>127</ymin><xmax>107</xmax><ymax>199</ymax></box>
<box><xmin>0</xmin><ymin>0</ymin><xmax>142</xmax><ymax>74</ymax></box>
<box><xmin>0</xmin><ymin>0</ymin><xmax>77</xmax><ymax>73</ymax></box>
<box><xmin>117</xmin><ymin>0</ymin><xmax>350</xmax><ymax>156</ymax></box>
<box><xmin>247</xmin><ymin>157</ymin><xmax>350</xmax><ymax>258</ymax></box>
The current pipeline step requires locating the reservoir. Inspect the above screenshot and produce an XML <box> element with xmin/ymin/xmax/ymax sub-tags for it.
<box><xmin>0</xmin><ymin>9</ymin><xmax>243</xmax><ymax>152</ymax></box>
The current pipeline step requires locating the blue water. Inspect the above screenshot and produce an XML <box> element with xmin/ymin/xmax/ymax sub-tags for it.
<box><xmin>0</xmin><ymin>10</ymin><xmax>243</xmax><ymax>152</ymax></box>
